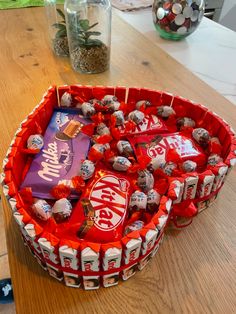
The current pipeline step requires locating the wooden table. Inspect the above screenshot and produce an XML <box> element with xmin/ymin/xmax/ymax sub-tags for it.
<box><xmin>0</xmin><ymin>7</ymin><xmax>236</xmax><ymax>314</ymax></box>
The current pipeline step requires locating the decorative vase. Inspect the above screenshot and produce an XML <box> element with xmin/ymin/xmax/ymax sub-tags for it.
<box><xmin>152</xmin><ymin>0</ymin><xmax>205</xmax><ymax>40</ymax></box>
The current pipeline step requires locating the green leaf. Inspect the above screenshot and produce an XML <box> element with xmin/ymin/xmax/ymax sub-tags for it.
<box><xmin>84</xmin><ymin>38</ymin><xmax>103</xmax><ymax>46</ymax></box>
<box><xmin>52</xmin><ymin>23</ymin><xmax>66</xmax><ymax>30</ymax></box>
<box><xmin>79</xmin><ymin>19</ymin><xmax>90</xmax><ymax>31</ymax></box>
<box><xmin>86</xmin><ymin>31</ymin><xmax>101</xmax><ymax>37</ymax></box>
<box><xmin>56</xmin><ymin>8</ymin><xmax>65</xmax><ymax>20</ymax></box>
<box><xmin>55</xmin><ymin>28</ymin><xmax>67</xmax><ymax>38</ymax></box>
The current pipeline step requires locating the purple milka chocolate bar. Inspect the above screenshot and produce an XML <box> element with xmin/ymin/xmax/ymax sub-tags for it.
<box><xmin>21</xmin><ymin>109</ymin><xmax>90</xmax><ymax>199</ymax></box>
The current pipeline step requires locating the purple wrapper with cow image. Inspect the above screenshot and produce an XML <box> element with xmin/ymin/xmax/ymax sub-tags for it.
<box><xmin>21</xmin><ymin>109</ymin><xmax>91</xmax><ymax>199</ymax></box>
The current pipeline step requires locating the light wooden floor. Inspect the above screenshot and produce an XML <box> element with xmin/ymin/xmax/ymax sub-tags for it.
<box><xmin>0</xmin><ymin>201</ymin><xmax>16</xmax><ymax>314</ymax></box>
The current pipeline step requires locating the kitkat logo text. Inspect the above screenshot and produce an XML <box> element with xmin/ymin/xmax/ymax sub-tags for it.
<box><xmin>89</xmin><ymin>175</ymin><xmax>129</xmax><ymax>231</ymax></box>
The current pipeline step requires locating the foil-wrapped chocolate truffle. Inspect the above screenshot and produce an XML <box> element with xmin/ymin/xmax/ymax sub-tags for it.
<box><xmin>147</xmin><ymin>189</ymin><xmax>161</xmax><ymax>213</ymax></box>
<box><xmin>112</xmin><ymin>156</ymin><xmax>131</xmax><ymax>171</ymax></box>
<box><xmin>81</xmin><ymin>102</ymin><xmax>96</xmax><ymax>117</ymax></box>
<box><xmin>136</xmin><ymin>100</ymin><xmax>152</xmax><ymax>110</ymax></box>
<box><xmin>79</xmin><ymin>160</ymin><xmax>95</xmax><ymax>180</ymax></box>
<box><xmin>96</xmin><ymin>123</ymin><xmax>110</xmax><ymax>135</ymax></box>
<box><xmin>102</xmin><ymin>95</ymin><xmax>118</xmax><ymax>104</ymax></box>
<box><xmin>32</xmin><ymin>199</ymin><xmax>52</xmax><ymax>221</ymax></box>
<box><xmin>117</xmin><ymin>140</ymin><xmax>134</xmax><ymax>158</ymax></box>
<box><xmin>163</xmin><ymin>161</ymin><xmax>177</xmax><ymax>176</ymax></box>
<box><xmin>181</xmin><ymin>160</ymin><xmax>197</xmax><ymax>173</ymax></box>
<box><xmin>128</xmin><ymin>110</ymin><xmax>145</xmax><ymax>124</ymax></box>
<box><xmin>192</xmin><ymin>128</ymin><xmax>210</xmax><ymax>146</ymax></box>
<box><xmin>124</xmin><ymin>220</ymin><xmax>144</xmax><ymax>235</ymax></box>
<box><xmin>27</xmin><ymin>134</ymin><xmax>44</xmax><ymax>150</ymax></box>
<box><xmin>157</xmin><ymin>106</ymin><xmax>175</xmax><ymax>119</ymax></box>
<box><xmin>208</xmin><ymin>154</ymin><xmax>223</xmax><ymax>166</ymax></box>
<box><xmin>137</xmin><ymin>170</ymin><xmax>154</xmax><ymax>192</ymax></box>
<box><xmin>52</xmin><ymin>198</ymin><xmax>72</xmax><ymax>223</ymax></box>
<box><xmin>148</xmin><ymin>157</ymin><xmax>165</xmax><ymax>172</ymax></box>
<box><xmin>129</xmin><ymin>191</ymin><xmax>147</xmax><ymax>211</ymax></box>
<box><xmin>176</xmin><ymin>117</ymin><xmax>196</xmax><ymax>129</ymax></box>
<box><xmin>102</xmin><ymin>95</ymin><xmax>120</xmax><ymax>111</ymax></box>
<box><xmin>112</xmin><ymin>110</ymin><xmax>125</xmax><ymax>126</ymax></box>
<box><xmin>61</xmin><ymin>92</ymin><xmax>72</xmax><ymax>107</ymax></box>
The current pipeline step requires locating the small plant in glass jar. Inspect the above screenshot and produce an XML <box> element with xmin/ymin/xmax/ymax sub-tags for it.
<box><xmin>52</xmin><ymin>8</ymin><xmax>70</xmax><ymax>56</ymax></box>
<box><xmin>65</xmin><ymin>0</ymin><xmax>111</xmax><ymax>74</ymax></box>
<box><xmin>44</xmin><ymin>0</ymin><xmax>69</xmax><ymax>57</ymax></box>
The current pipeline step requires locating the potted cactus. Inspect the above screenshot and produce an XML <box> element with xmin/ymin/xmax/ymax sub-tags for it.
<box><xmin>52</xmin><ymin>8</ymin><xmax>69</xmax><ymax>57</ymax></box>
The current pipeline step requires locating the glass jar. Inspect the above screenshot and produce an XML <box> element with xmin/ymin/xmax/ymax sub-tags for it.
<box><xmin>64</xmin><ymin>0</ymin><xmax>111</xmax><ymax>74</ymax></box>
<box><xmin>152</xmin><ymin>0</ymin><xmax>205</xmax><ymax>40</ymax></box>
<box><xmin>44</xmin><ymin>0</ymin><xmax>69</xmax><ymax>57</ymax></box>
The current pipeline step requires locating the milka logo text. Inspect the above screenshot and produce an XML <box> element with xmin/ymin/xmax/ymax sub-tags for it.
<box><xmin>38</xmin><ymin>142</ymin><xmax>62</xmax><ymax>181</ymax></box>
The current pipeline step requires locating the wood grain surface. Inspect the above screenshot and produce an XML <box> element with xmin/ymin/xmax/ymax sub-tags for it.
<box><xmin>0</xmin><ymin>7</ymin><xmax>236</xmax><ymax>314</ymax></box>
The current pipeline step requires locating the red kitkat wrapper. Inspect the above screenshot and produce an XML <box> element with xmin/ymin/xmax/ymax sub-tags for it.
<box><xmin>130</xmin><ymin>133</ymin><xmax>207</xmax><ymax>169</ymax></box>
<box><xmin>66</xmin><ymin>169</ymin><xmax>132</xmax><ymax>243</ymax></box>
<box><xmin>118</xmin><ymin>115</ymin><xmax>168</xmax><ymax>137</ymax></box>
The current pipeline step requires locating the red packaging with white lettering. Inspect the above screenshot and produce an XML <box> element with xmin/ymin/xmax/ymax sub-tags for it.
<box><xmin>59</xmin><ymin>240</ymin><xmax>80</xmax><ymax>270</ymax></box>
<box><xmin>81</xmin><ymin>242</ymin><xmax>100</xmax><ymax>290</ymax></box>
<box><xmin>140</xmin><ymin>222</ymin><xmax>158</xmax><ymax>255</ymax></box>
<box><xmin>168</xmin><ymin>178</ymin><xmax>184</xmax><ymax>203</ymax></box>
<box><xmin>121</xmin><ymin>231</ymin><xmax>142</xmax><ymax>280</ymax></box>
<box><xmin>118</xmin><ymin>115</ymin><xmax>168</xmax><ymax>137</ymax></box>
<box><xmin>182</xmin><ymin>173</ymin><xmax>199</xmax><ymax>200</ymax></box>
<box><xmin>38</xmin><ymin>232</ymin><xmax>60</xmax><ymax>265</ymax></box>
<box><xmin>208</xmin><ymin>162</ymin><xmax>228</xmax><ymax>192</ymax></box>
<box><xmin>59</xmin><ymin>240</ymin><xmax>81</xmax><ymax>288</ymax></box>
<box><xmin>197</xmin><ymin>170</ymin><xmax>215</xmax><ymax>198</ymax></box>
<box><xmin>38</xmin><ymin>232</ymin><xmax>63</xmax><ymax>281</ymax></box>
<box><xmin>24</xmin><ymin>220</ymin><xmax>43</xmax><ymax>255</ymax></box>
<box><xmin>129</xmin><ymin>133</ymin><xmax>207</xmax><ymax>169</ymax></box>
<box><xmin>68</xmin><ymin>169</ymin><xmax>132</xmax><ymax>243</ymax></box>
<box><xmin>102</xmin><ymin>242</ymin><xmax>122</xmax><ymax>287</ymax></box>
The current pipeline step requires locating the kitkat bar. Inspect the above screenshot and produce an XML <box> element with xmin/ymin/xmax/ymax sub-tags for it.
<box><xmin>81</xmin><ymin>242</ymin><xmax>100</xmax><ymax>290</ymax></box>
<box><xmin>68</xmin><ymin>169</ymin><xmax>131</xmax><ymax>243</ymax></box>
<box><xmin>197</xmin><ymin>170</ymin><xmax>215</xmax><ymax>198</ymax></box>
<box><xmin>118</xmin><ymin>114</ymin><xmax>168</xmax><ymax>137</ymax></box>
<box><xmin>168</xmin><ymin>178</ymin><xmax>184</xmax><ymax>204</ymax></box>
<box><xmin>24</xmin><ymin>220</ymin><xmax>44</xmax><ymax>255</ymax></box>
<box><xmin>182</xmin><ymin>173</ymin><xmax>199</xmax><ymax>201</ymax></box>
<box><xmin>59</xmin><ymin>240</ymin><xmax>81</xmax><ymax>288</ymax></box>
<box><xmin>102</xmin><ymin>242</ymin><xmax>122</xmax><ymax>287</ymax></box>
<box><xmin>130</xmin><ymin>133</ymin><xmax>207</xmax><ymax>168</ymax></box>
<box><xmin>121</xmin><ymin>231</ymin><xmax>142</xmax><ymax>280</ymax></box>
